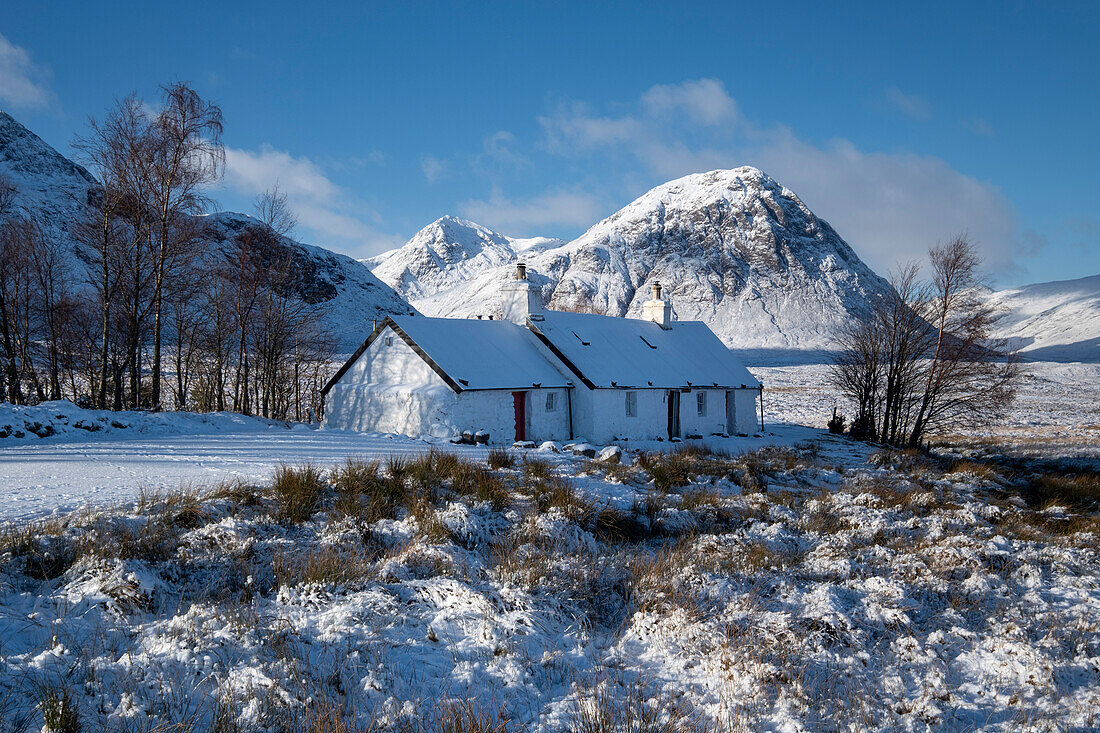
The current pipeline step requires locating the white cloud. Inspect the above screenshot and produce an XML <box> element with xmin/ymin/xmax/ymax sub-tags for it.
<box><xmin>421</xmin><ymin>155</ymin><xmax>446</xmax><ymax>183</ymax></box>
<box><xmin>745</xmin><ymin>130</ymin><xmax>1018</xmax><ymax>275</ymax></box>
<box><xmin>460</xmin><ymin>189</ymin><xmax>603</xmax><ymax>235</ymax></box>
<box><xmin>223</xmin><ymin>145</ymin><xmax>401</xmax><ymax>254</ymax></box>
<box><xmin>0</xmin><ymin>33</ymin><xmax>54</xmax><ymax>109</ymax></box>
<box><xmin>883</xmin><ymin>86</ymin><xmax>932</xmax><ymax>120</ymax></box>
<box><xmin>482</xmin><ymin>130</ymin><xmax>529</xmax><ymax>169</ymax></box>
<box><xmin>534</xmin><ymin>79</ymin><xmax>1025</xmax><ymax>277</ymax></box>
<box><xmin>641</xmin><ymin>78</ymin><xmax>739</xmax><ymax>126</ymax></box>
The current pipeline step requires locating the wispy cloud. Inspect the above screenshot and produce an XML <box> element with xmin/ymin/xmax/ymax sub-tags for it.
<box><xmin>482</xmin><ymin>130</ymin><xmax>529</xmax><ymax>169</ymax></box>
<box><xmin>459</xmin><ymin>188</ymin><xmax>603</xmax><ymax>235</ymax></box>
<box><xmin>420</xmin><ymin>155</ymin><xmax>447</xmax><ymax>183</ymax></box>
<box><xmin>965</xmin><ymin>116</ymin><xmax>995</xmax><ymax>137</ymax></box>
<box><xmin>0</xmin><ymin>33</ymin><xmax>55</xmax><ymax>109</ymax></box>
<box><xmin>223</xmin><ymin>145</ymin><xmax>402</xmax><ymax>254</ymax></box>
<box><xmin>883</xmin><ymin>86</ymin><xmax>932</xmax><ymax>120</ymax></box>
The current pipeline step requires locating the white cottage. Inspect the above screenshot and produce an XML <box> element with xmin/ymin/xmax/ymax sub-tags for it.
<box><xmin>323</xmin><ymin>266</ymin><xmax>763</xmax><ymax>444</ymax></box>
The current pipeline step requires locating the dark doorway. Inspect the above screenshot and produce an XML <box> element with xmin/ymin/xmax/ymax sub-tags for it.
<box><xmin>667</xmin><ymin>390</ymin><xmax>680</xmax><ymax>440</ymax></box>
<box><xmin>512</xmin><ymin>391</ymin><xmax>527</xmax><ymax>441</ymax></box>
<box><xmin>725</xmin><ymin>390</ymin><xmax>735</xmax><ymax>435</ymax></box>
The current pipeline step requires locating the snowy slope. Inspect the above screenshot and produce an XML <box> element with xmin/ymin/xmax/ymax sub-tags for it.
<box><xmin>370</xmin><ymin>168</ymin><xmax>895</xmax><ymax>351</ymax></box>
<box><xmin>0</xmin><ymin>111</ymin><xmax>414</xmax><ymax>351</ymax></box>
<box><xmin>989</xmin><ymin>274</ymin><xmax>1100</xmax><ymax>362</ymax></box>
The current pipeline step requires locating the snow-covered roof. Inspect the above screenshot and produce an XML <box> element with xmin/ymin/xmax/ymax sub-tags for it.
<box><xmin>528</xmin><ymin>311</ymin><xmax>761</xmax><ymax>390</ymax></box>
<box><xmin>324</xmin><ymin>316</ymin><xmax>573</xmax><ymax>394</ymax></box>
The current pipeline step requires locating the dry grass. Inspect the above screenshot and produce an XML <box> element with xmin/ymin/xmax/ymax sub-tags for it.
<box><xmin>487</xmin><ymin>447</ymin><xmax>515</xmax><ymax>470</ymax></box>
<box><xmin>272</xmin><ymin>544</ymin><xmax>378</xmax><ymax>588</ymax></box>
<box><xmin>571</xmin><ymin>678</ymin><xmax>715</xmax><ymax>733</ymax></box>
<box><xmin>439</xmin><ymin>698</ymin><xmax>512</xmax><ymax>733</ymax></box>
<box><xmin>451</xmin><ymin>462</ymin><xmax>510</xmax><ymax>511</ymax></box>
<box><xmin>1027</xmin><ymin>470</ymin><xmax>1100</xmax><ymax>512</ymax></box>
<box><xmin>35</xmin><ymin>684</ymin><xmax>81</xmax><ymax>733</ymax></box>
<box><xmin>273</xmin><ymin>465</ymin><xmax>327</xmax><ymax>524</ymax></box>
<box><xmin>331</xmin><ymin>458</ymin><xmax>410</xmax><ymax>523</ymax></box>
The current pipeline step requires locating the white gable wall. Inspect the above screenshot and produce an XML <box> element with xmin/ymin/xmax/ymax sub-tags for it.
<box><xmin>325</xmin><ymin>325</ymin><xmax>572</xmax><ymax>442</ymax></box>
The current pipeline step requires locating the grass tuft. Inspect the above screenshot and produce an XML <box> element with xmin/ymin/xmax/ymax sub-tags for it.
<box><xmin>273</xmin><ymin>464</ymin><xmax>327</xmax><ymax>524</ymax></box>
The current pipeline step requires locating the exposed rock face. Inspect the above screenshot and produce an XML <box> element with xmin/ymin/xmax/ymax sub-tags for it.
<box><xmin>370</xmin><ymin>167</ymin><xmax>895</xmax><ymax>351</ymax></box>
<box><xmin>0</xmin><ymin>112</ymin><xmax>414</xmax><ymax>351</ymax></box>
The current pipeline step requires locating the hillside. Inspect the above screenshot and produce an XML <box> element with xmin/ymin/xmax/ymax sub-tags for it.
<box><xmin>990</xmin><ymin>274</ymin><xmax>1100</xmax><ymax>362</ymax></box>
<box><xmin>369</xmin><ymin>168</ymin><xmax>895</xmax><ymax>352</ymax></box>
<box><xmin>0</xmin><ymin>111</ymin><xmax>414</xmax><ymax>351</ymax></box>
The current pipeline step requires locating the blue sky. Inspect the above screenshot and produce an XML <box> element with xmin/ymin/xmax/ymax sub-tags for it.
<box><xmin>1</xmin><ymin>0</ymin><xmax>1097</xmax><ymax>286</ymax></box>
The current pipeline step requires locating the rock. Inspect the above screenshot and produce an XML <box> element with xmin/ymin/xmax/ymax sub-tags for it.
<box><xmin>571</xmin><ymin>443</ymin><xmax>597</xmax><ymax>458</ymax></box>
<box><xmin>597</xmin><ymin>445</ymin><xmax>622</xmax><ymax>464</ymax></box>
<box><xmin>537</xmin><ymin>441</ymin><xmax>560</xmax><ymax>453</ymax></box>
<box><xmin>513</xmin><ymin>440</ymin><xmax>536</xmax><ymax>449</ymax></box>
<box><xmin>473</xmin><ymin>430</ymin><xmax>490</xmax><ymax>445</ymax></box>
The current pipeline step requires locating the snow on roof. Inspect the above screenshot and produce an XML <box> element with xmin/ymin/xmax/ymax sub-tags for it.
<box><xmin>529</xmin><ymin>310</ymin><xmax>761</xmax><ymax>390</ymax></box>
<box><xmin>389</xmin><ymin>315</ymin><xmax>572</xmax><ymax>391</ymax></box>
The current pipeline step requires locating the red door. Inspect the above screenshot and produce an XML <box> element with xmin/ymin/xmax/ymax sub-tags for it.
<box><xmin>512</xmin><ymin>391</ymin><xmax>526</xmax><ymax>441</ymax></box>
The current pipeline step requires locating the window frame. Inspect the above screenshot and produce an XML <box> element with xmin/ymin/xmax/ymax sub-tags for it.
<box><xmin>625</xmin><ymin>390</ymin><xmax>638</xmax><ymax>418</ymax></box>
<box><xmin>545</xmin><ymin>391</ymin><xmax>558</xmax><ymax>412</ymax></box>
<box><xmin>696</xmin><ymin>391</ymin><xmax>707</xmax><ymax>417</ymax></box>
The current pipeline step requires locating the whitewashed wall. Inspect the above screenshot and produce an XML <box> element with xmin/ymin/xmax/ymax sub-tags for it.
<box><xmin>571</xmin><ymin>386</ymin><xmax>760</xmax><ymax>443</ymax></box>
<box><xmin>324</xmin><ymin>326</ymin><xmax>572</xmax><ymax>442</ymax></box>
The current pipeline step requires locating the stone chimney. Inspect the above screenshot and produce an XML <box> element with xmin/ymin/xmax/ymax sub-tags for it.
<box><xmin>642</xmin><ymin>280</ymin><xmax>672</xmax><ymax>329</ymax></box>
<box><xmin>500</xmin><ymin>262</ymin><xmax>543</xmax><ymax>325</ymax></box>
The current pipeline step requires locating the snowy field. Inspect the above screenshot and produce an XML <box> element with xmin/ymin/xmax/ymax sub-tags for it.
<box><xmin>0</xmin><ymin>427</ymin><xmax>1097</xmax><ymax>730</ymax></box>
<box><xmin>0</xmin><ymin>362</ymin><xmax>1098</xmax><ymax>730</ymax></box>
<box><xmin>753</xmin><ymin>359</ymin><xmax>1100</xmax><ymax>462</ymax></box>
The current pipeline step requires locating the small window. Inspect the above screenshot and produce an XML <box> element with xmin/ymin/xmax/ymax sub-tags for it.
<box><xmin>625</xmin><ymin>391</ymin><xmax>637</xmax><ymax>418</ymax></box>
<box><xmin>697</xmin><ymin>391</ymin><xmax>707</xmax><ymax>417</ymax></box>
<box><xmin>545</xmin><ymin>392</ymin><xmax>558</xmax><ymax>412</ymax></box>
<box><xmin>385</xmin><ymin>336</ymin><xmax>393</xmax><ymax>347</ymax></box>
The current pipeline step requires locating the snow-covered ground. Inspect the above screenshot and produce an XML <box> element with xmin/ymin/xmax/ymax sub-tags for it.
<box><xmin>753</xmin><ymin>359</ymin><xmax>1100</xmax><ymax>461</ymax></box>
<box><xmin>0</xmin><ymin>362</ymin><xmax>1098</xmax><ymax>731</ymax></box>
<box><xmin>0</xmin><ymin>430</ymin><xmax>1096</xmax><ymax>730</ymax></box>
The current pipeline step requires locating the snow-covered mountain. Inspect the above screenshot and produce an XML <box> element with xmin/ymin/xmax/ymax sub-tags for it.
<box><xmin>990</xmin><ymin>275</ymin><xmax>1100</xmax><ymax>362</ymax></box>
<box><xmin>369</xmin><ymin>168</ymin><xmax>895</xmax><ymax>351</ymax></box>
<box><xmin>363</xmin><ymin>215</ymin><xmax>565</xmax><ymax>314</ymax></box>
<box><xmin>0</xmin><ymin>111</ymin><xmax>414</xmax><ymax>351</ymax></box>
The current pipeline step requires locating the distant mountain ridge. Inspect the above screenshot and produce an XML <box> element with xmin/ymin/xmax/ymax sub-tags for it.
<box><xmin>0</xmin><ymin>111</ymin><xmax>414</xmax><ymax>351</ymax></box>
<box><xmin>989</xmin><ymin>274</ymin><xmax>1100</xmax><ymax>362</ymax></box>
<box><xmin>369</xmin><ymin>167</ymin><xmax>896</xmax><ymax>352</ymax></box>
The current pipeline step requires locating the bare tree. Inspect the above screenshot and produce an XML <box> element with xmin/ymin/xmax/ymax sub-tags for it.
<box><xmin>830</xmin><ymin>236</ymin><xmax>1019</xmax><ymax>447</ymax></box>
<box><xmin>907</xmin><ymin>236</ymin><xmax>1019</xmax><ymax>445</ymax></box>
<box><xmin>145</xmin><ymin>82</ymin><xmax>224</xmax><ymax>411</ymax></box>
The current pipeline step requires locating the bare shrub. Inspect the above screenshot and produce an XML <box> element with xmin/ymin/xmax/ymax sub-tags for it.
<box><xmin>273</xmin><ymin>465</ymin><xmax>326</xmax><ymax>524</ymax></box>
